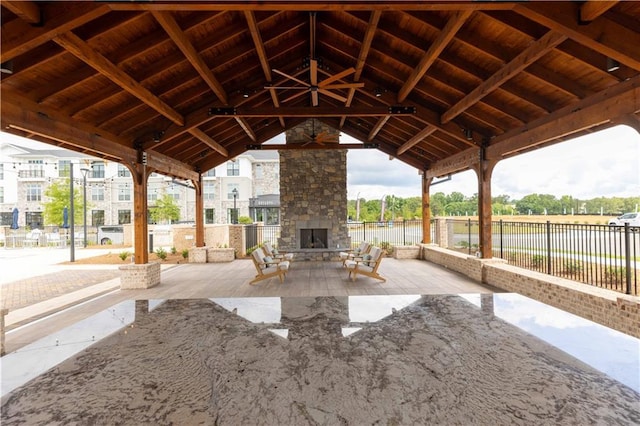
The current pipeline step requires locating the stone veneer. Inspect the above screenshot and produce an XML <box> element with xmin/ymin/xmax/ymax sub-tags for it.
<box><xmin>119</xmin><ymin>262</ymin><xmax>161</xmax><ymax>289</ymax></box>
<box><xmin>278</xmin><ymin>120</ymin><xmax>350</xmax><ymax>255</ymax></box>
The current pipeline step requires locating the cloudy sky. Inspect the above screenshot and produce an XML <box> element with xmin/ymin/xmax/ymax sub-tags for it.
<box><xmin>3</xmin><ymin>125</ymin><xmax>639</xmax><ymax>202</ymax></box>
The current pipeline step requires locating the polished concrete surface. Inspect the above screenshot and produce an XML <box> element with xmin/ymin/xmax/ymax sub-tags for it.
<box><xmin>1</xmin><ymin>258</ymin><xmax>639</xmax><ymax>424</ymax></box>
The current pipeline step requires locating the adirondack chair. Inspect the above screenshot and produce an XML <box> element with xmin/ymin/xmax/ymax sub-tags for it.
<box><xmin>344</xmin><ymin>246</ymin><xmax>386</xmax><ymax>283</ymax></box>
<box><xmin>250</xmin><ymin>247</ymin><xmax>290</xmax><ymax>285</ymax></box>
<box><xmin>339</xmin><ymin>241</ymin><xmax>371</xmax><ymax>267</ymax></box>
<box><xmin>262</xmin><ymin>241</ymin><xmax>294</xmax><ymax>262</ymax></box>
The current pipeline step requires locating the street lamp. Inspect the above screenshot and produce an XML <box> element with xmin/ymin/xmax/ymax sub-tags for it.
<box><xmin>80</xmin><ymin>168</ymin><xmax>90</xmax><ymax>247</ymax></box>
<box><xmin>231</xmin><ymin>188</ymin><xmax>239</xmax><ymax>224</ymax></box>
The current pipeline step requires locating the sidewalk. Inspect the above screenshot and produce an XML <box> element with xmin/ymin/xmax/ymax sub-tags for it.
<box><xmin>0</xmin><ymin>247</ymin><xmax>128</xmax><ymax>330</ymax></box>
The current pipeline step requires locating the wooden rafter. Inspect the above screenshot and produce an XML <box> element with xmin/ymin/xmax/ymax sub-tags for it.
<box><xmin>1</xmin><ymin>3</ymin><xmax>111</xmax><ymax>62</ymax></box>
<box><xmin>2</xmin><ymin>1</ymin><xmax>40</xmax><ymax>24</ymax></box>
<box><xmin>441</xmin><ymin>31</ymin><xmax>567</xmax><ymax>124</ymax></box>
<box><xmin>152</xmin><ymin>11</ymin><xmax>229</xmax><ymax>105</ymax></box>
<box><xmin>514</xmin><ymin>3</ymin><xmax>640</xmax><ymax>71</ymax></box>
<box><xmin>188</xmin><ymin>128</ymin><xmax>229</xmax><ymax>157</ymax></box>
<box><xmin>235</xmin><ymin>117</ymin><xmax>257</xmax><ymax>141</ymax></box>
<box><xmin>53</xmin><ymin>32</ymin><xmax>184</xmax><ymax>126</ymax></box>
<box><xmin>580</xmin><ymin>1</ymin><xmax>618</xmax><ymax>22</ymax></box>
<box><xmin>209</xmin><ymin>106</ymin><xmax>416</xmax><ymax>117</ymax></box>
<box><xmin>368</xmin><ymin>116</ymin><xmax>390</xmax><ymax>141</ymax></box>
<box><xmin>397</xmin><ymin>125</ymin><xmax>437</xmax><ymax>156</ymax></box>
<box><xmin>397</xmin><ymin>10</ymin><xmax>472</xmax><ymax>103</ymax></box>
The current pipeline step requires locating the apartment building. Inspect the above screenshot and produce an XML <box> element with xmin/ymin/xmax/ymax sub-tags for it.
<box><xmin>0</xmin><ymin>141</ymin><xmax>280</xmax><ymax>229</ymax></box>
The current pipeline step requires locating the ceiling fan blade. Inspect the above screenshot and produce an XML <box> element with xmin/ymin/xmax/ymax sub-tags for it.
<box><xmin>272</xmin><ymin>68</ymin><xmax>310</xmax><ymax>87</ymax></box>
<box><xmin>281</xmin><ymin>90</ymin><xmax>309</xmax><ymax>104</ymax></box>
<box><xmin>311</xmin><ymin>90</ymin><xmax>319</xmax><ymax>106</ymax></box>
<box><xmin>318</xmin><ymin>88</ymin><xmax>347</xmax><ymax>103</ymax></box>
<box><xmin>310</xmin><ymin>59</ymin><xmax>318</xmax><ymax>86</ymax></box>
<box><xmin>318</xmin><ymin>67</ymin><xmax>356</xmax><ymax>87</ymax></box>
<box><xmin>321</xmin><ymin>83</ymin><xmax>365</xmax><ymax>90</ymax></box>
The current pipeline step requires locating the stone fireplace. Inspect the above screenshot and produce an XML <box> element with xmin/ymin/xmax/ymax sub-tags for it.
<box><xmin>278</xmin><ymin>120</ymin><xmax>350</xmax><ymax>260</ymax></box>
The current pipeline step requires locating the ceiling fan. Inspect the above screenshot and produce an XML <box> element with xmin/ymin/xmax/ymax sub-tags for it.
<box><xmin>303</xmin><ymin>119</ymin><xmax>339</xmax><ymax>145</ymax></box>
<box><xmin>266</xmin><ymin>12</ymin><xmax>364</xmax><ymax>106</ymax></box>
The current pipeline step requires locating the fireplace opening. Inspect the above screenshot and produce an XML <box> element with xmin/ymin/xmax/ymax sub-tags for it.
<box><xmin>300</xmin><ymin>228</ymin><xmax>328</xmax><ymax>249</ymax></box>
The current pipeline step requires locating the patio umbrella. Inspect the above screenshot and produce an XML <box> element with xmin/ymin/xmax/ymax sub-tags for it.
<box><xmin>62</xmin><ymin>207</ymin><xmax>69</xmax><ymax>229</ymax></box>
<box><xmin>10</xmin><ymin>207</ymin><xmax>19</xmax><ymax>229</ymax></box>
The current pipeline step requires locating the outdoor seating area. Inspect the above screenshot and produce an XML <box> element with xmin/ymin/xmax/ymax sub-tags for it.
<box><xmin>250</xmin><ymin>246</ymin><xmax>291</xmax><ymax>285</ymax></box>
<box><xmin>344</xmin><ymin>246</ymin><xmax>386</xmax><ymax>283</ymax></box>
<box><xmin>339</xmin><ymin>241</ymin><xmax>371</xmax><ymax>266</ymax></box>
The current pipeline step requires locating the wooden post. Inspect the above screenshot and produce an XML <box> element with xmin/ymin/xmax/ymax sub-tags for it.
<box><xmin>131</xmin><ymin>161</ymin><xmax>149</xmax><ymax>264</ymax></box>
<box><xmin>473</xmin><ymin>151</ymin><xmax>497</xmax><ymax>259</ymax></box>
<box><xmin>193</xmin><ymin>176</ymin><xmax>205</xmax><ymax>247</ymax></box>
<box><xmin>421</xmin><ymin>174</ymin><xmax>433</xmax><ymax>243</ymax></box>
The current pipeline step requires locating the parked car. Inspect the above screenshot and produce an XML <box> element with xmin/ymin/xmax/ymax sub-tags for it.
<box><xmin>97</xmin><ymin>225</ymin><xmax>124</xmax><ymax>245</ymax></box>
<box><xmin>608</xmin><ymin>213</ymin><xmax>640</xmax><ymax>230</ymax></box>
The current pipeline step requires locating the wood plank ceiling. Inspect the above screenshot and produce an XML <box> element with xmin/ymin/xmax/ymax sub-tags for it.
<box><xmin>1</xmin><ymin>1</ymin><xmax>639</xmax><ymax>181</ymax></box>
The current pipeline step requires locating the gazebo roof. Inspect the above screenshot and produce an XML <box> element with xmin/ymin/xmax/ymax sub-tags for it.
<box><xmin>1</xmin><ymin>1</ymin><xmax>639</xmax><ymax>181</ymax></box>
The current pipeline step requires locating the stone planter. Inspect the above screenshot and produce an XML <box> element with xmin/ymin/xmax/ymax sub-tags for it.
<box><xmin>189</xmin><ymin>247</ymin><xmax>208</xmax><ymax>263</ymax></box>
<box><xmin>207</xmin><ymin>247</ymin><xmax>235</xmax><ymax>262</ymax></box>
<box><xmin>119</xmin><ymin>262</ymin><xmax>161</xmax><ymax>289</ymax></box>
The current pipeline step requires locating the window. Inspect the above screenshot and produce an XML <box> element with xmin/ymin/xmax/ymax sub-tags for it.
<box><xmin>202</xmin><ymin>168</ymin><xmax>216</xmax><ymax>177</ymax></box>
<box><xmin>255</xmin><ymin>164</ymin><xmax>263</xmax><ymax>179</ymax></box>
<box><xmin>26</xmin><ymin>184</ymin><xmax>42</xmax><ymax>201</ymax></box>
<box><xmin>24</xmin><ymin>159</ymin><xmax>44</xmax><ymax>178</ymax></box>
<box><xmin>92</xmin><ymin>210</ymin><xmax>105</xmax><ymax>227</ymax></box>
<box><xmin>0</xmin><ymin>212</ymin><xmax>12</xmax><ymax>226</ymax></box>
<box><xmin>91</xmin><ymin>162</ymin><xmax>105</xmax><ymax>179</ymax></box>
<box><xmin>117</xmin><ymin>164</ymin><xmax>131</xmax><ymax>177</ymax></box>
<box><xmin>58</xmin><ymin>160</ymin><xmax>71</xmax><ymax>177</ymax></box>
<box><xmin>168</xmin><ymin>187</ymin><xmax>180</xmax><ymax>200</ymax></box>
<box><xmin>227</xmin><ymin>184</ymin><xmax>239</xmax><ymax>200</ymax></box>
<box><xmin>203</xmin><ymin>181</ymin><xmax>215</xmax><ymax>200</ymax></box>
<box><xmin>25</xmin><ymin>212</ymin><xmax>43</xmax><ymax>229</ymax></box>
<box><xmin>205</xmin><ymin>208</ymin><xmax>215</xmax><ymax>224</ymax></box>
<box><xmin>118</xmin><ymin>184</ymin><xmax>131</xmax><ymax>201</ymax></box>
<box><xmin>227</xmin><ymin>160</ymin><xmax>239</xmax><ymax>176</ymax></box>
<box><xmin>148</xmin><ymin>190</ymin><xmax>158</xmax><ymax>202</ymax></box>
<box><xmin>91</xmin><ymin>186</ymin><xmax>105</xmax><ymax>201</ymax></box>
<box><xmin>0</xmin><ymin>187</ymin><xmax>3</xmax><ymax>203</ymax></box>
<box><xmin>0</xmin><ymin>163</ymin><xmax>4</xmax><ymax>180</ymax></box>
<box><xmin>118</xmin><ymin>209</ymin><xmax>131</xmax><ymax>224</ymax></box>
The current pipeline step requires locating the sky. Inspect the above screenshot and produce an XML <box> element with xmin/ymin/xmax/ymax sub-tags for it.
<box><xmin>2</xmin><ymin>124</ymin><xmax>639</xmax><ymax>202</ymax></box>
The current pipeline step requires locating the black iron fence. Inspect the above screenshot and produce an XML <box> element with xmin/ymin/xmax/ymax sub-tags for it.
<box><xmin>448</xmin><ymin>219</ymin><xmax>638</xmax><ymax>296</ymax></box>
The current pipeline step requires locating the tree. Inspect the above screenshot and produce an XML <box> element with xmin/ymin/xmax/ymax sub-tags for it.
<box><xmin>42</xmin><ymin>179</ymin><xmax>85</xmax><ymax>226</ymax></box>
<box><xmin>149</xmin><ymin>193</ymin><xmax>180</xmax><ymax>224</ymax></box>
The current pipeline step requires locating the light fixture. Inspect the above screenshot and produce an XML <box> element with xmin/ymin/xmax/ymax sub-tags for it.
<box><xmin>242</xmin><ymin>89</ymin><xmax>250</xmax><ymax>98</ymax></box>
<box><xmin>375</xmin><ymin>87</ymin><xmax>384</xmax><ymax>97</ymax></box>
<box><xmin>153</xmin><ymin>131</ymin><xmax>164</xmax><ymax>143</ymax></box>
<box><xmin>1</xmin><ymin>60</ymin><xmax>13</xmax><ymax>74</ymax></box>
<box><xmin>606</xmin><ymin>57</ymin><xmax>620</xmax><ymax>72</ymax></box>
<box><xmin>464</xmin><ymin>129</ymin><xmax>473</xmax><ymax>141</ymax></box>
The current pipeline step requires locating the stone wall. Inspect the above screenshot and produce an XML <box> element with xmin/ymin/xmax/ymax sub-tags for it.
<box><xmin>278</xmin><ymin>120</ymin><xmax>350</xmax><ymax>251</ymax></box>
<box><xmin>421</xmin><ymin>244</ymin><xmax>640</xmax><ymax>339</ymax></box>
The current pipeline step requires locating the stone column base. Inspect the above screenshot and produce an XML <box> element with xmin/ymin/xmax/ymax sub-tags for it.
<box><xmin>189</xmin><ymin>247</ymin><xmax>208</xmax><ymax>263</ymax></box>
<box><xmin>207</xmin><ymin>247</ymin><xmax>235</xmax><ymax>262</ymax></box>
<box><xmin>119</xmin><ymin>262</ymin><xmax>161</xmax><ymax>289</ymax></box>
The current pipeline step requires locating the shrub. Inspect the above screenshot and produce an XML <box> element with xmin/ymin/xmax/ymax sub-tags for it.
<box><xmin>530</xmin><ymin>254</ymin><xmax>545</xmax><ymax>268</ymax></box>
<box><xmin>171</xmin><ymin>246</ymin><xmax>177</xmax><ymax>255</ymax></box>
<box><xmin>155</xmin><ymin>247</ymin><xmax>167</xmax><ymax>260</ymax></box>
<box><xmin>119</xmin><ymin>251</ymin><xmax>131</xmax><ymax>261</ymax></box>
<box><xmin>563</xmin><ymin>260</ymin><xmax>582</xmax><ymax>275</ymax></box>
<box><xmin>379</xmin><ymin>241</ymin><xmax>393</xmax><ymax>256</ymax></box>
<box><xmin>182</xmin><ymin>249</ymin><xmax>189</xmax><ymax>259</ymax></box>
<box><xmin>238</xmin><ymin>216</ymin><xmax>253</xmax><ymax>224</ymax></box>
<box><xmin>246</xmin><ymin>245</ymin><xmax>260</xmax><ymax>256</ymax></box>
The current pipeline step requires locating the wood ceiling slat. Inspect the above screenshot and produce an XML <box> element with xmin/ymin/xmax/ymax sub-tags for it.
<box><xmin>580</xmin><ymin>1</ymin><xmax>618</xmax><ymax>23</ymax></box>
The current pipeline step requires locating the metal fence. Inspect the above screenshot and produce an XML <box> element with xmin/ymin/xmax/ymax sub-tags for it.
<box><xmin>448</xmin><ymin>219</ymin><xmax>639</xmax><ymax>295</ymax></box>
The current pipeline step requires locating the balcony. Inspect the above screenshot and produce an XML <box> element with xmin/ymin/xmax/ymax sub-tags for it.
<box><xmin>18</xmin><ymin>170</ymin><xmax>45</xmax><ymax>179</ymax></box>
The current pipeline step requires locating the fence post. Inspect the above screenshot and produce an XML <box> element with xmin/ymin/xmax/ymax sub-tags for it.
<box><xmin>403</xmin><ymin>220</ymin><xmax>406</xmax><ymax>245</ymax></box>
<box><xmin>624</xmin><ymin>223</ymin><xmax>632</xmax><ymax>295</ymax></box>
<box><xmin>467</xmin><ymin>218</ymin><xmax>471</xmax><ymax>255</ymax></box>
<box><xmin>499</xmin><ymin>219</ymin><xmax>503</xmax><ymax>259</ymax></box>
<box><xmin>546</xmin><ymin>221</ymin><xmax>552</xmax><ymax>275</ymax></box>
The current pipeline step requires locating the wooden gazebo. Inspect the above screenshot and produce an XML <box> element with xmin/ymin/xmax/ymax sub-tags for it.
<box><xmin>2</xmin><ymin>1</ymin><xmax>639</xmax><ymax>269</ymax></box>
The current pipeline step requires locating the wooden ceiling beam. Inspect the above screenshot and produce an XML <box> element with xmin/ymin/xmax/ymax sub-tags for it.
<box><xmin>188</xmin><ymin>128</ymin><xmax>229</xmax><ymax>157</ymax></box>
<box><xmin>425</xmin><ymin>147</ymin><xmax>479</xmax><ymax>179</ymax></box>
<box><xmin>1</xmin><ymin>3</ymin><xmax>110</xmax><ymax>62</ymax></box>
<box><xmin>53</xmin><ymin>32</ymin><xmax>184</xmax><ymax>126</ymax></box>
<box><xmin>368</xmin><ymin>116</ymin><xmax>390</xmax><ymax>141</ymax></box>
<box><xmin>397</xmin><ymin>10</ymin><xmax>472</xmax><ymax>103</ymax></box>
<box><xmin>152</xmin><ymin>11</ymin><xmax>229</xmax><ymax>105</ymax></box>
<box><xmin>209</xmin><ymin>106</ymin><xmax>416</xmax><ymax>117</ymax></box>
<box><xmin>579</xmin><ymin>1</ymin><xmax>618</xmax><ymax>23</ymax></box>
<box><xmin>235</xmin><ymin>117</ymin><xmax>257</xmax><ymax>141</ymax></box>
<box><xmin>397</xmin><ymin>125</ymin><xmax>437</xmax><ymax>156</ymax></box>
<box><xmin>2</xmin><ymin>1</ymin><xmax>41</xmax><ymax>24</ymax></box>
<box><xmin>514</xmin><ymin>3</ymin><xmax>640</xmax><ymax>71</ymax></box>
<box><xmin>244</xmin><ymin>10</ymin><xmax>286</xmax><ymax>128</ymax></box>
<box><xmin>486</xmin><ymin>75</ymin><xmax>640</xmax><ymax>159</ymax></box>
<box><xmin>441</xmin><ymin>31</ymin><xmax>567</xmax><ymax>124</ymax></box>
<box><xmin>107</xmin><ymin>2</ymin><xmax>515</xmax><ymax>12</ymax></box>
